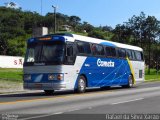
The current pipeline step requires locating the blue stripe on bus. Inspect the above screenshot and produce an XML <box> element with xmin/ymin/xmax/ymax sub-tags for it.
<box><xmin>25</xmin><ymin>73</ymin><xmax>63</xmax><ymax>84</ymax></box>
<box><xmin>74</xmin><ymin>57</ymin><xmax>131</xmax><ymax>89</ymax></box>
<box><xmin>100</xmin><ymin>42</ymin><xmax>116</xmax><ymax>47</ymax></box>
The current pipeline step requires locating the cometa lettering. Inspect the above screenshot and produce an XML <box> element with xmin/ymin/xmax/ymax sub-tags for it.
<box><xmin>97</xmin><ymin>59</ymin><xmax>115</xmax><ymax>67</ymax></box>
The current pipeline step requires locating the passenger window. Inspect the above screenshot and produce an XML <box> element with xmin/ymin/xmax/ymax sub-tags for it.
<box><xmin>105</xmin><ymin>47</ymin><xmax>116</xmax><ymax>57</ymax></box>
<box><xmin>126</xmin><ymin>49</ymin><xmax>133</xmax><ymax>59</ymax></box>
<box><xmin>135</xmin><ymin>51</ymin><xmax>143</xmax><ymax>61</ymax></box>
<box><xmin>118</xmin><ymin>49</ymin><xmax>126</xmax><ymax>58</ymax></box>
<box><xmin>105</xmin><ymin>47</ymin><xmax>111</xmax><ymax>56</ymax></box>
<box><xmin>131</xmin><ymin>50</ymin><xmax>136</xmax><ymax>60</ymax></box>
<box><xmin>92</xmin><ymin>44</ymin><xmax>104</xmax><ymax>56</ymax></box>
<box><xmin>77</xmin><ymin>41</ymin><xmax>91</xmax><ymax>55</ymax></box>
<box><xmin>110</xmin><ymin>47</ymin><xmax>116</xmax><ymax>57</ymax></box>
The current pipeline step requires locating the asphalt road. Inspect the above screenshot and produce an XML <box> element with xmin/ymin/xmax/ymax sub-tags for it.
<box><xmin>0</xmin><ymin>81</ymin><xmax>160</xmax><ymax>120</ymax></box>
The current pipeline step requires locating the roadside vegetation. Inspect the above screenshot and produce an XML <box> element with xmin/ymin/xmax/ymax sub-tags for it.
<box><xmin>0</xmin><ymin>68</ymin><xmax>23</xmax><ymax>93</ymax></box>
<box><xmin>145</xmin><ymin>69</ymin><xmax>160</xmax><ymax>81</ymax></box>
<box><xmin>0</xmin><ymin>68</ymin><xmax>22</xmax><ymax>82</ymax></box>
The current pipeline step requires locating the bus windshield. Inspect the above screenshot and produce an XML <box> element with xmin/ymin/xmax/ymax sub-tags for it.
<box><xmin>25</xmin><ymin>41</ymin><xmax>65</xmax><ymax>64</ymax></box>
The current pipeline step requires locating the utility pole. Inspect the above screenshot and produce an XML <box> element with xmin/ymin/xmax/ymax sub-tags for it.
<box><xmin>52</xmin><ymin>5</ymin><xmax>57</xmax><ymax>33</ymax></box>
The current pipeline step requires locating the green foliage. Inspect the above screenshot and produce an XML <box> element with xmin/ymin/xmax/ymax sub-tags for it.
<box><xmin>69</xmin><ymin>16</ymin><xmax>81</xmax><ymax>30</ymax></box>
<box><xmin>0</xmin><ymin>6</ymin><xmax>159</xmax><ymax>71</ymax></box>
<box><xmin>0</xmin><ymin>7</ymin><xmax>33</xmax><ymax>56</ymax></box>
<box><xmin>80</xmin><ymin>22</ymin><xmax>94</xmax><ymax>33</ymax></box>
<box><xmin>0</xmin><ymin>68</ymin><xmax>23</xmax><ymax>82</ymax></box>
<box><xmin>8</xmin><ymin>34</ymin><xmax>30</xmax><ymax>56</ymax></box>
<box><xmin>145</xmin><ymin>69</ymin><xmax>160</xmax><ymax>81</ymax></box>
<box><xmin>112</xmin><ymin>12</ymin><xmax>160</xmax><ymax>74</ymax></box>
<box><xmin>88</xmin><ymin>30</ymin><xmax>105</xmax><ymax>39</ymax></box>
<box><xmin>88</xmin><ymin>27</ymin><xmax>113</xmax><ymax>40</ymax></box>
<box><xmin>0</xmin><ymin>6</ymin><xmax>114</xmax><ymax>57</ymax></box>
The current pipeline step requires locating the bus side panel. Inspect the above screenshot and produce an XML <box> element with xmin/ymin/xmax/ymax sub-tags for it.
<box><xmin>77</xmin><ymin>57</ymin><xmax>131</xmax><ymax>88</ymax></box>
<box><xmin>63</xmin><ymin>56</ymin><xmax>87</xmax><ymax>90</ymax></box>
<box><xmin>131</xmin><ymin>61</ymin><xmax>145</xmax><ymax>83</ymax></box>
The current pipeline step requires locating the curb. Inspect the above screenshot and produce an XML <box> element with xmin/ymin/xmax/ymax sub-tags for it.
<box><xmin>0</xmin><ymin>90</ymin><xmax>42</xmax><ymax>95</ymax></box>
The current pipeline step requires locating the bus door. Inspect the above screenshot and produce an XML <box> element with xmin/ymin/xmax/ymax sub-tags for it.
<box><xmin>65</xmin><ymin>42</ymin><xmax>76</xmax><ymax>64</ymax></box>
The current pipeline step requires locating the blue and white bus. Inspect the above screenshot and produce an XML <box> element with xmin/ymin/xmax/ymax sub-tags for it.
<box><xmin>23</xmin><ymin>33</ymin><xmax>145</xmax><ymax>94</ymax></box>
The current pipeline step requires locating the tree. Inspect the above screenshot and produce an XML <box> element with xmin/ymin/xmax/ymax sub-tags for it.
<box><xmin>102</xmin><ymin>25</ymin><xmax>113</xmax><ymax>32</ymax></box>
<box><xmin>112</xmin><ymin>12</ymin><xmax>160</xmax><ymax>74</ymax></box>
<box><xmin>88</xmin><ymin>30</ymin><xmax>105</xmax><ymax>39</ymax></box>
<box><xmin>144</xmin><ymin>16</ymin><xmax>160</xmax><ymax>74</ymax></box>
<box><xmin>112</xmin><ymin>24</ymin><xmax>132</xmax><ymax>44</ymax></box>
<box><xmin>0</xmin><ymin>7</ymin><xmax>25</xmax><ymax>55</ymax></box>
<box><xmin>81</xmin><ymin>22</ymin><xmax>94</xmax><ymax>33</ymax></box>
<box><xmin>127</xmin><ymin>12</ymin><xmax>146</xmax><ymax>47</ymax></box>
<box><xmin>69</xmin><ymin>16</ymin><xmax>81</xmax><ymax>30</ymax></box>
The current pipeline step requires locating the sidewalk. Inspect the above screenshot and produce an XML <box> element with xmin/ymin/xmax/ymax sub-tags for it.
<box><xmin>0</xmin><ymin>80</ymin><xmax>43</xmax><ymax>95</ymax></box>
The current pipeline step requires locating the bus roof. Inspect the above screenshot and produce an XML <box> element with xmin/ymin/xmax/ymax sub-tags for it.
<box><xmin>62</xmin><ymin>33</ymin><xmax>143</xmax><ymax>51</ymax></box>
<box><xmin>30</xmin><ymin>33</ymin><xmax>143</xmax><ymax>52</ymax></box>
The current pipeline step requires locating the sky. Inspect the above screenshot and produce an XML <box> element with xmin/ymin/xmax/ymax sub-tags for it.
<box><xmin>1</xmin><ymin>0</ymin><xmax>160</xmax><ymax>28</ymax></box>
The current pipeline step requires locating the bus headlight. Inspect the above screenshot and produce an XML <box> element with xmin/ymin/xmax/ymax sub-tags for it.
<box><xmin>48</xmin><ymin>74</ymin><xmax>56</xmax><ymax>80</ymax></box>
<box><xmin>57</xmin><ymin>74</ymin><xmax>64</xmax><ymax>80</ymax></box>
<box><xmin>48</xmin><ymin>74</ymin><xmax>64</xmax><ymax>80</ymax></box>
<box><xmin>24</xmin><ymin>74</ymin><xmax>31</xmax><ymax>81</ymax></box>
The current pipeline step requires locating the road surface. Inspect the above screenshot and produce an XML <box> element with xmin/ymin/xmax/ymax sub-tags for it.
<box><xmin>0</xmin><ymin>81</ymin><xmax>160</xmax><ymax>120</ymax></box>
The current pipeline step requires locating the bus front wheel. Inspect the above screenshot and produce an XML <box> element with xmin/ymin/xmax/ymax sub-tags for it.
<box><xmin>44</xmin><ymin>90</ymin><xmax>54</xmax><ymax>95</ymax></box>
<box><xmin>76</xmin><ymin>76</ymin><xmax>86</xmax><ymax>93</ymax></box>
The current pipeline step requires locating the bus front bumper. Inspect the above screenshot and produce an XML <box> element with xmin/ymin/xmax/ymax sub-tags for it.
<box><xmin>23</xmin><ymin>82</ymin><xmax>66</xmax><ymax>90</ymax></box>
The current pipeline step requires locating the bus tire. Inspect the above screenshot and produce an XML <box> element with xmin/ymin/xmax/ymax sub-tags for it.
<box><xmin>44</xmin><ymin>90</ymin><xmax>54</xmax><ymax>95</ymax></box>
<box><xmin>76</xmin><ymin>75</ymin><xmax>86</xmax><ymax>93</ymax></box>
<box><xmin>122</xmin><ymin>75</ymin><xmax>134</xmax><ymax>88</ymax></box>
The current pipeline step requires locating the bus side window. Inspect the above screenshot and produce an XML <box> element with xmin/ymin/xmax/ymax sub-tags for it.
<box><xmin>131</xmin><ymin>50</ymin><xmax>136</xmax><ymax>60</ymax></box>
<box><xmin>110</xmin><ymin>47</ymin><xmax>116</xmax><ymax>57</ymax></box>
<box><xmin>118</xmin><ymin>48</ymin><xmax>126</xmax><ymax>58</ymax></box>
<box><xmin>126</xmin><ymin>49</ymin><xmax>133</xmax><ymax>60</ymax></box>
<box><xmin>105</xmin><ymin>47</ymin><xmax>111</xmax><ymax>57</ymax></box>
<box><xmin>92</xmin><ymin>44</ymin><xmax>104</xmax><ymax>56</ymax></box>
<box><xmin>105</xmin><ymin>47</ymin><xmax>116</xmax><ymax>57</ymax></box>
<box><xmin>76</xmin><ymin>41</ymin><xmax>91</xmax><ymax>55</ymax></box>
<box><xmin>135</xmin><ymin>51</ymin><xmax>143</xmax><ymax>61</ymax></box>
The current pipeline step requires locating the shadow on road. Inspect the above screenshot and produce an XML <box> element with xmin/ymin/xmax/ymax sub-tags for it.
<box><xmin>0</xmin><ymin>86</ymin><xmax>137</xmax><ymax>98</ymax></box>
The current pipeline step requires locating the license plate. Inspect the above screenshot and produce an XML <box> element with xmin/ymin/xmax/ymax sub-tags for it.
<box><xmin>35</xmin><ymin>83</ymin><xmax>42</xmax><ymax>88</ymax></box>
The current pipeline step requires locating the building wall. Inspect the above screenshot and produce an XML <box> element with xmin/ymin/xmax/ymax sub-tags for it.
<box><xmin>0</xmin><ymin>55</ymin><xmax>24</xmax><ymax>68</ymax></box>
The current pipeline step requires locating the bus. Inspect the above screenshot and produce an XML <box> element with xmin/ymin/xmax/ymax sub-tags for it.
<box><xmin>23</xmin><ymin>33</ymin><xmax>145</xmax><ymax>94</ymax></box>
